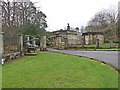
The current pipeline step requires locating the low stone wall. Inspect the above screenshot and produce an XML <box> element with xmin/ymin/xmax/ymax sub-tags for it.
<box><xmin>2</xmin><ymin>52</ymin><xmax>21</xmax><ymax>63</ymax></box>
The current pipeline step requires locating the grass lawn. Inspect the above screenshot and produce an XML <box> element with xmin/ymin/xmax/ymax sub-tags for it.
<box><xmin>96</xmin><ymin>48</ymin><xmax>120</xmax><ymax>51</ymax></box>
<box><xmin>2</xmin><ymin>51</ymin><xmax>118</xmax><ymax>88</ymax></box>
<box><xmin>84</xmin><ymin>43</ymin><xmax>118</xmax><ymax>48</ymax></box>
<box><xmin>68</xmin><ymin>43</ymin><xmax>119</xmax><ymax>51</ymax></box>
<box><xmin>71</xmin><ymin>48</ymin><xmax>120</xmax><ymax>51</ymax></box>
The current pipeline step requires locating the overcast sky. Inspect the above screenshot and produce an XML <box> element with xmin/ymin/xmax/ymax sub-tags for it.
<box><xmin>32</xmin><ymin>0</ymin><xmax>119</xmax><ymax>31</ymax></box>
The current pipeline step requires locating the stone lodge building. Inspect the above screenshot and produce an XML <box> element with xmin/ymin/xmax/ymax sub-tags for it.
<box><xmin>48</xmin><ymin>24</ymin><xmax>81</xmax><ymax>48</ymax></box>
<box><xmin>48</xmin><ymin>24</ymin><xmax>104</xmax><ymax>49</ymax></box>
<box><xmin>82</xmin><ymin>32</ymin><xmax>104</xmax><ymax>45</ymax></box>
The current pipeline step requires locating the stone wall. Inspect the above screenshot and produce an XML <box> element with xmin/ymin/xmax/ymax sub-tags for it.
<box><xmin>56</xmin><ymin>36</ymin><xmax>62</xmax><ymax>49</ymax></box>
<box><xmin>77</xmin><ymin>35</ymin><xmax>82</xmax><ymax>45</ymax></box>
<box><xmin>98</xmin><ymin>35</ymin><xmax>104</xmax><ymax>44</ymax></box>
<box><xmin>85</xmin><ymin>35</ymin><xmax>90</xmax><ymax>45</ymax></box>
<box><xmin>67</xmin><ymin>34</ymin><xmax>78</xmax><ymax>45</ymax></box>
<box><xmin>0</xmin><ymin>33</ymin><xmax>24</xmax><ymax>63</ymax></box>
<box><xmin>84</xmin><ymin>34</ymin><xmax>104</xmax><ymax>45</ymax></box>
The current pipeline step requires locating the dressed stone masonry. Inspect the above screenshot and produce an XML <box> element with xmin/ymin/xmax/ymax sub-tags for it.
<box><xmin>40</xmin><ymin>36</ymin><xmax>47</xmax><ymax>51</ymax></box>
<box><xmin>48</xmin><ymin>23</ymin><xmax>79</xmax><ymax>49</ymax></box>
<box><xmin>48</xmin><ymin>23</ymin><xmax>104</xmax><ymax>49</ymax></box>
<box><xmin>82</xmin><ymin>32</ymin><xmax>104</xmax><ymax>45</ymax></box>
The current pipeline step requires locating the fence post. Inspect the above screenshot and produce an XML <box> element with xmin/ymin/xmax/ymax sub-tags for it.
<box><xmin>0</xmin><ymin>32</ymin><xmax>3</xmax><ymax>90</ymax></box>
<box><xmin>0</xmin><ymin>0</ymin><xmax>3</xmax><ymax>60</ymax></box>
<box><xmin>0</xmin><ymin>11</ymin><xmax>3</xmax><ymax>90</ymax></box>
<box><xmin>0</xmin><ymin>32</ymin><xmax>3</xmax><ymax>58</ymax></box>
<box><xmin>0</xmin><ymin>1</ymin><xmax>3</xmax><ymax>89</ymax></box>
<box><xmin>20</xmin><ymin>34</ymin><xmax>24</xmax><ymax>56</ymax></box>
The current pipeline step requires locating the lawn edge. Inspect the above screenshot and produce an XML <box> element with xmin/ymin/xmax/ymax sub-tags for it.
<box><xmin>47</xmin><ymin>51</ymin><xmax>119</xmax><ymax>73</ymax></box>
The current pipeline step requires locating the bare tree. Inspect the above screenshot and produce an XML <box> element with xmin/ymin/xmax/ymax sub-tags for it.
<box><xmin>85</xmin><ymin>7</ymin><xmax>117</xmax><ymax>42</ymax></box>
<box><xmin>1</xmin><ymin>0</ymin><xmax>47</xmax><ymax>53</ymax></box>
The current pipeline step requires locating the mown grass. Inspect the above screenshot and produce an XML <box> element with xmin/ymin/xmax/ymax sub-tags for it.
<box><xmin>68</xmin><ymin>43</ymin><xmax>119</xmax><ymax>51</ymax></box>
<box><xmin>2</xmin><ymin>51</ymin><xmax>118</xmax><ymax>88</ymax></box>
<box><xmin>84</xmin><ymin>43</ymin><xmax>118</xmax><ymax>48</ymax></box>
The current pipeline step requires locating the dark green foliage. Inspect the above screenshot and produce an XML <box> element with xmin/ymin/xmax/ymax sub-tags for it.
<box><xmin>21</xmin><ymin>23</ymin><xmax>47</xmax><ymax>36</ymax></box>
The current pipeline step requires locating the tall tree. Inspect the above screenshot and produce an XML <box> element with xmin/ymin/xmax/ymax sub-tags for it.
<box><xmin>85</xmin><ymin>8</ymin><xmax>117</xmax><ymax>42</ymax></box>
